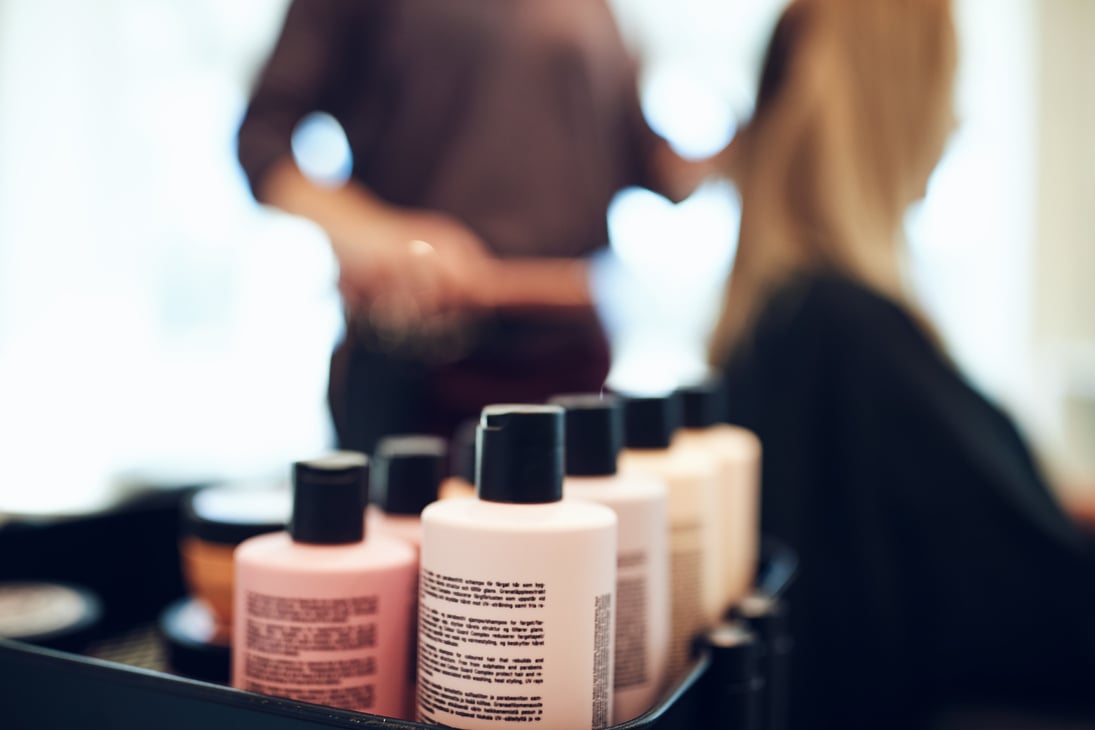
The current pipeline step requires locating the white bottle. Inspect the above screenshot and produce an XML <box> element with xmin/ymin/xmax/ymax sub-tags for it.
<box><xmin>550</xmin><ymin>394</ymin><xmax>670</xmax><ymax>724</ymax></box>
<box><xmin>233</xmin><ymin>452</ymin><xmax>417</xmax><ymax>718</ymax></box>
<box><xmin>675</xmin><ymin>381</ymin><xmax>762</xmax><ymax>615</ymax></box>
<box><xmin>419</xmin><ymin>405</ymin><xmax>618</xmax><ymax>729</ymax></box>
<box><xmin>616</xmin><ymin>394</ymin><xmax>722</xmax><ymax>683</ymax></box>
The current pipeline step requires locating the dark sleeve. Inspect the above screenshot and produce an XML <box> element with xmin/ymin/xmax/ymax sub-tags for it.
<box><xmin>236</xmin><ymin>0</ymin><xmax>362</xmax><ymax>199</ymax></box>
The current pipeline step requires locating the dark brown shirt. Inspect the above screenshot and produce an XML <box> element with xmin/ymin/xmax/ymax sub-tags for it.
<box><xmin>238</xmin><ymin>0</ymin><xmax>669</xmax><ymax>258</ymax></box>
<box><xmin>238</xmin><ymin>0</ymin><xmax>671</xmax><ymax>449</ymax></box>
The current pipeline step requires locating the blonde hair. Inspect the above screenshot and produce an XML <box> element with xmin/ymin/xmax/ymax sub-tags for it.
<box><xmin>708</xmin><ymin>0</ymin><xmax>958</xmax><ymax>366</ymax></box>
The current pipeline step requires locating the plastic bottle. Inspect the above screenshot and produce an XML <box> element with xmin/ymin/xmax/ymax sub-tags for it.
<box><xmin>369</xmin><ymin>434</ymin><xmax>446</xmax><ymax>717</ymax></box>
<box><xmin>617</xmin><ymin>393</ymin><xmax>721</xmax><ymax>681</ymax></box>
<box><xmin>418</xmin><ymin>405</ymin><xmax>617</xmax><ymax>729</ymax></box>
<box><xmin>731</xmin><ymin>593</ymin><xmax>792</xmax><ymax>730</ymax></box>
<box><xmin>695</xmin><ymin>622</ymin><xmax>763</xmax><ymax>730</ymax></box>
<box><xmin>370</xmin><ymin>434</ymin><xmax>447</xmax><ymax>552</ymax></box>
<box><xmin>550</xmin><ymin>393</ymin><xmax>670</xmax><ymax>723</ymax></box>
<box><xmin>676</xmin><ymin>380</ymin><xmax>762</xmax><ymax>613</ymax></box>
<box><xmin>233</xmin><ymin>452</ymin><xmax>417</xmax><ymax>717</ymax></box>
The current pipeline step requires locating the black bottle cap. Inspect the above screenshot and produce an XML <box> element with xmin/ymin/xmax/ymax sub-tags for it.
<box><xmin>290</xmin><ymin>451</ymin><xmax>367</xmax><ymax>544</ymax></box>
<box><xmin>477</xmin><ymin>405</ymin><xmax>564</xmax><ymax>504</ymax></box>
<box><xmin>371</xmin><ymin>435</ymin><xmax>446</xmax><ymax>515</ymax></box>
<box><xmin>678</xmin><ymin>378</ymin><xmax>727</xmax><ymax>429</ymax></box>
<box><xmin>620</xmin><ymin>392</ymin><xmax>682</xmax><ymax>450</ymax></box>
<box><xmin>547</xmin><ymin>393</ymin><xmax>622</xmax><ymax>477</ymax></box>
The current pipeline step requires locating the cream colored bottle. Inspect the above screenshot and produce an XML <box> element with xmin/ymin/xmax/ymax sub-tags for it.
<box><xmin>418</xmin><ymin>405</ymin><xmax>618</xmax><ymax>729</ymax></box>
<box><xmin>233</xmin><ymin>452</ymin><xmax>417</xmax><ymax>718</ymax></box>
<box><xmin>617</xmin><ymin>394</ymin><xmax>722</xmax><ymax>683</ymax></box>
<box><xmin>675</xmin><ymin>381</ymin><xmax>762</xmax><ymax>615</ymax></box>
<box><xmin>550</xmin><ymin>394</ymin><xmax>670</xmax><ymax>724</ymax></box>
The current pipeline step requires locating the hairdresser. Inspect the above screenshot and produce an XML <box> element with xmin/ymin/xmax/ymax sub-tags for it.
<box><xmin>237</xmin><ymin>0</ymin><xmax>720</xmax><ymax>453</ymax></box>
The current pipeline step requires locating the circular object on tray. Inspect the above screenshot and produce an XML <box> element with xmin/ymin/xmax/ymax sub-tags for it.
<box><xmin>0</xmin><ymin>581</ymin><xmax>103</xmax><ymax>652</ymax></box>
<box><xmin>159</xmin><ymin>597</ymin><xmax>231</xmax><ymax>684</ymax></box>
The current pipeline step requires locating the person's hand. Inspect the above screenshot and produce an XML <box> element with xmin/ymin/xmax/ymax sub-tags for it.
<box><xmin>256</xmin><ymin>161</ymin><xmax>499</xmax><ymax>322</ymax></box>
<box><xmin>331</xmin><ymin>207</ymin><xmax>491</xmax><ymax>324</ymax></box>
<box><xmin>328</xmin><ymin>206</ymin><xmax>503</xmax><ymax>362</ymax></box>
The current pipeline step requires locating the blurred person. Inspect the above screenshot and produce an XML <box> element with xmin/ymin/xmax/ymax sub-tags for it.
<box><xmin>708</xmin><ymin>0</ymin><xmax>1095</xmax><ymax>727</ymax></box>
<box><xmin>237</xmin><ymin>0</ymin><xmax>718</xmax><ymax>455</ymax></box>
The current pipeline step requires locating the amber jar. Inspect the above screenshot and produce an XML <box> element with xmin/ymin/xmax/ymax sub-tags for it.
<box><xmin>179</xmin><ymin>482</ymin><xmax>290</xmax><ymax>628</ymax></box>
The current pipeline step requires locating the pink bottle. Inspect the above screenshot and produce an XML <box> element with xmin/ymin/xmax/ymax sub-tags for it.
<box><xmin>370</xmin><ymin>435</ymin><xmax>447</xmax><ymax>552</ymax></box>
<box><xmin>233</xmin><ymin>452</ymin><xmax>417</xmax><ymax>718</ymax></box>
<box><xmin>369</xmin><ymin>434</ymin><xmax>447</xmax><ymax>717</ymax></box>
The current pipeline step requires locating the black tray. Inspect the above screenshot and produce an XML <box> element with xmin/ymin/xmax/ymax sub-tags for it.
<box><xmin>0</xmin><ymin>489</ymin><xmax>795</xmax><ymax>729</ymax></box>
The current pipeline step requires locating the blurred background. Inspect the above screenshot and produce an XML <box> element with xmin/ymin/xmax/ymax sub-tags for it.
<box><xmin>0</xmin><ymin>0</ymin><xmax>1091</xmax><ymax>517</ymax></box>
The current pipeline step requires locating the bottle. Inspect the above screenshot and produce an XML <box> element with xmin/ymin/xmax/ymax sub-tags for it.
<box><xmin>232</xmin><ymin>452</ymin><xmax>417</xmax><ymax>718</ymax></box>
<box><xmin>695</xmin><ymin>622</ymin><xmax>763</xmax><ymax>730</ymax></box>
<box><xmin>370</xmin><ymin>434</ymin><xmax>447</xmax><ymax>552</ymax></box>
<box><xmin>550</xmin><ymin>393</ymin><xmax>670</xmax><ymax>724</ymax></box>
<box><xmin>418</xmin><ymin>405</ymin><xmax>618</xmax><ymax>729</ymax></box>
<box><xmin>730</xmin><ymin>593</ymin><xmax>792</xmax><ymax>730</ymax></box>
<box><xmin>676</xmin><ymin>380</ymin><xmax>762</xmax><ymax>614</ymax></box>
<box><xmin>616</xmin><ymin>393</ymin><xmax>721</xmax><ymax>682</ymax></box>
<box><xmin>369</xmin><ymin>434</ymin><xmax>446</xmax><ymax>718</ymax></box>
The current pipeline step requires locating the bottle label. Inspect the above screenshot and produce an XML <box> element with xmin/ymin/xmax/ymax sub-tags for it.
<box><xmin>418</xmin><ymin>568</ymin><xmax>549</xmax><ymax>724</ymax></box>
<box><xmin>668</xmin><ymin>520</ymin><xmax>704</xmax><ymax>679</ymax></box>
<box><xmin>417</xmin><ymin>566</ymin><xmax>613</xmax><ymax>729</ymax></box>
<box><xmin>613</xmin><ymin>551</ymin><xmax>648</xmax><ymax>689</ymax></box>
<box><xmin>240</xmin><ymin>592</ymin><xmax>380</xmax><ymax>710</ymax></box>
<box><xmin>591</xmin><ymin>592</ymin><xmax>613</xmax><ymax>728</ymax></box>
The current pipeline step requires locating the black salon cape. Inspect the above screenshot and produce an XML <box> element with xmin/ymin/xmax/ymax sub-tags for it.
<box><xmin>719</xmin><ymin>274</ymin><xmax>1095</xmax><ymax>729</ymax></box>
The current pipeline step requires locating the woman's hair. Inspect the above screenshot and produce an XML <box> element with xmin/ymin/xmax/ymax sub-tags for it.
<box><xmin>708</xmin><ymin>0</ymin><xmax>957</xmax><ymax>366</ymax></box>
